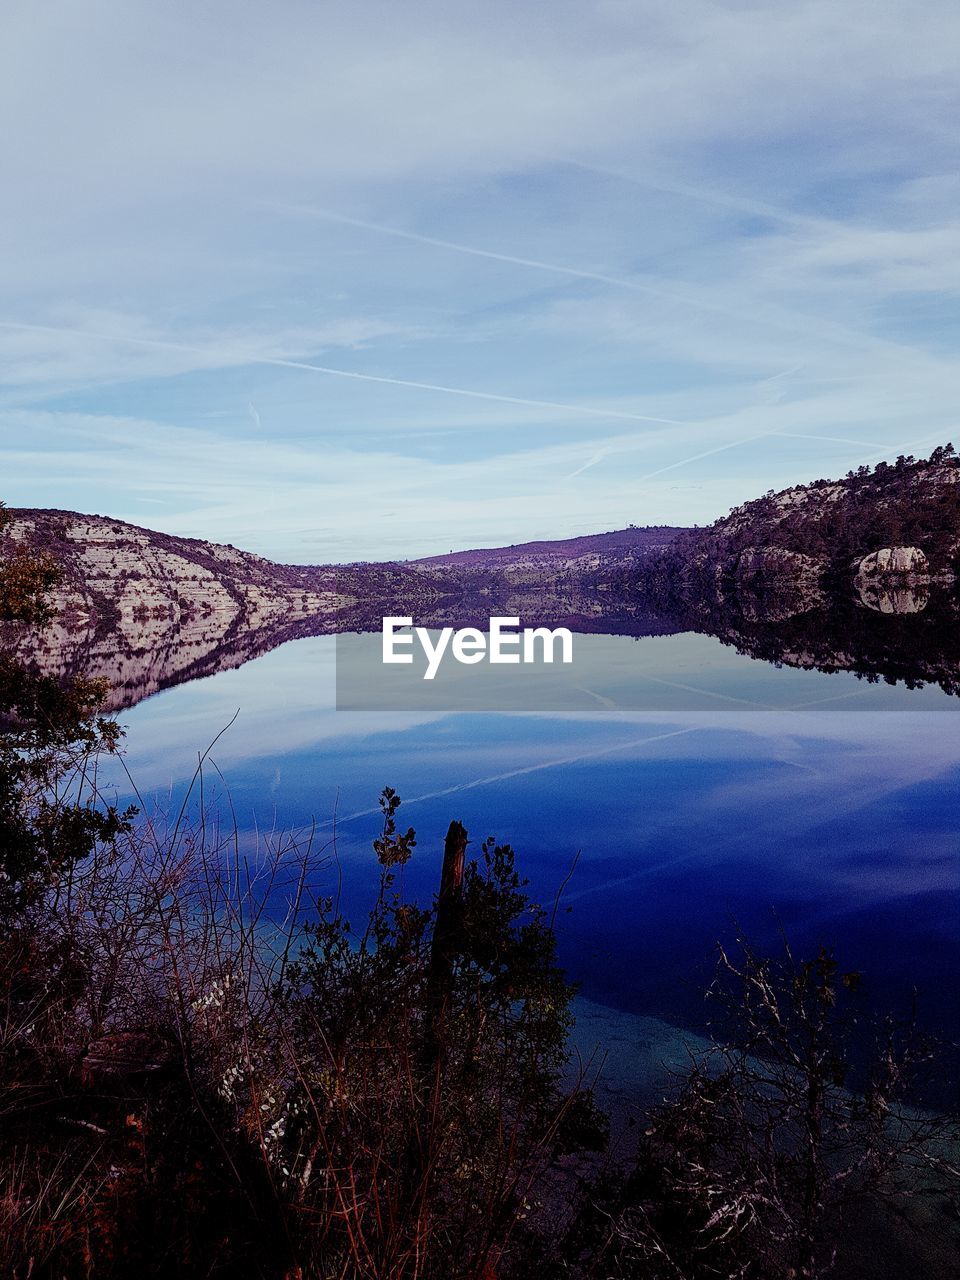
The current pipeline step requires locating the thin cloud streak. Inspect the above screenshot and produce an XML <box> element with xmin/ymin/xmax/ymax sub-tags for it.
<box><xmin>320</xmin><ymin>726</ymin><xmax>701</xmax><ymax>826</ymax></box>
<box><xmin>273</xmin><ymin>202</ymin><xmax>939</xmax><ymax>362</ymax></box>
<box><xmin>775</xmin><ymin>432</ymin><xmax>889</xmax><ymax>450</ymax></box>
<box><xmin>633</xmin><ymin>430</ymin><xmax>784</xmax><ymax>484</ymax></box>
<box><xmin>0</xmin><ymin>319</ymin><xmax>685</xmax><ymax>428</ymax></box>
<box><xmin>549</xmin><ymin>157</ymin><xmax>841</xmax><ymax>235</ymax></box>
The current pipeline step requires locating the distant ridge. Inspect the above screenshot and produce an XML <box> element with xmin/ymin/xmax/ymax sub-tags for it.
<box><xmin>0</xmin><ymin>508</ymin><xmax>684</xmax><ymax>641</ymax></box>
<box><xmin>0</xmin><ymin>509</ymin><xmax>685</xmax><ymax>711</ymax></box>
<box><xmin>416</xmin><ymin>526</ymin><xmax>685</xmax><ymax>569</ymax></box>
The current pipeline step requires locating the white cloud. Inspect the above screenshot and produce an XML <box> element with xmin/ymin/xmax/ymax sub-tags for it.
<box><xmin>2</xmin><ymin>0</ymin><xmax>959</xmax><ymax>558</ymax></box>
<box><xmin>4</xmin><ymin>0</ymin><xmax>958</xmax><ymax>198</ymax></box>
<box><xmin>0</xmin><ymin>309</ymin><xmax>425</xmax><ymax>402</ymax></box>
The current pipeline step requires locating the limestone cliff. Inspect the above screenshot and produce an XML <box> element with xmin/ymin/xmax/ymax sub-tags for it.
<box><xmin>639</xmin><ymin>446</ymin><xmax>960</xmax><ymax>605</ymax></box>
<box><xmin>0</xmin><ymin>509</ymin><xmax>445</xmax><ymax>709</ymax></box>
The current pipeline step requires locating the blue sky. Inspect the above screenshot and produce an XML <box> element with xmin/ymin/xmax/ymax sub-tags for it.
<box><xmin>1</xmin><ymin>0</ymin><xmax>959</xmax><ymax>562</ymax></box>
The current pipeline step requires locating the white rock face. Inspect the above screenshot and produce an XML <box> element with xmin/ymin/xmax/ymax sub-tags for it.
<box><xmin>1</xmin><ymin>510</ymin><xmax>343</xmax><ymax>709</ymax></box>
<box><xmin>856</xmin><ymin>547</ymin><xmax>929</xmax><ymax>577</ymax></box>
<box><xmin>2</xmin><ymin>508</ymin><xmax>453</xmax><ymax>711</ymax></box>
<box><xmin>733</xmin><ymin>546</ymin><xmax>825</xmax><ymax>589</ymax></box>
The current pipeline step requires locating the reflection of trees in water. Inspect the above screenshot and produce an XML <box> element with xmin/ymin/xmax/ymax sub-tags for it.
<box><xmin>5</xmin><ymin>572</ymin><xmax>960</xmax><ymax>712</ymax></box>
<box><xmin>671</xmin><ymin>586</ymin><xmax>960</xmax><ymax>698</ymax></box>
<box><xmin>0</xmin><ymin>584</ymin><xmax>682</xmax><ymax>713</ymax></box>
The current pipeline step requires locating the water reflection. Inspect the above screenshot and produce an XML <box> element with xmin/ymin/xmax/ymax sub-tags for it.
<box><xmin>4</xmin><ymin>581</ymin><xmax>959</xmax><ymax>1099</ymax></box>
<box><xmin>94</xmin><ymin>643</ymin><xmax>960</xmax><ymax>1104</ymax></box>
<box><xmin>4</xmin><ymin>580</ymin><xmax>960</xmax><ymax>711</ymax></box>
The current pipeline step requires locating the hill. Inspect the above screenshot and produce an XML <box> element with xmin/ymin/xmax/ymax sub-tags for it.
<box><xmin>0</xmin><ymin>511</ymin><xmax>684</xmax><ymax>632</ymax></box>
<box><xmin>0</xmin><ymin>510</ymin><xmax>683</xmax><ymax>709</ymax></box>
<box><xmin>640</xmin><ymin>446</ymin><xmax>960</xmax><ymax>602</ymax></box>
<box><xmin>416</xmin><ymin>526</ymin><xmax>684</xmax><ymax>570</ymax></box>
<box><xmin>0</xmin><ymin>510</ymin><xmax>451</xmax><ymax>702</ymax></box>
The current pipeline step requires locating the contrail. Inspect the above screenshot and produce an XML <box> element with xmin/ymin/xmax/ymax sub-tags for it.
<box><xmin>319</xmin><ymin>725</ymin><xmax>700</xmax><ymax>827</ymax></box>
<box><xmin>273</xmin><ymin>202</ymin><xmax>930</xmax><ymax>358</ymax></box>
<box><xmin>634</xmin><ymin>429</ymin><xmax>782</xmax><ymax>483</ymax></box>
<box><xmin>855</xmin><ymin>427</ymin><xmax>956</xmax><ymax>466</ymax></box>
<box><xmin>775</xmin><ymin>431</ymin><xmax>889</xmax><ymax>450</ymax></box>
<box><xmin>0</xmin><ymin>318</ymin><xmax>684</xmax><ymax>428</ymax></box>
<box><xmin>269</xmin><ymin>356</ymin><xmax>684</xmax><ymax>425</ymax></box>
<box><xmin>545</xmin><ymin>157</ymin><xmax>837</xmax><ymax>235</ymax></box>
<box><xmin>272</xmin><ymin>202</ymin><xmax>867</xmax><ymax>343</ymax></box>
<box><xmin>632</xmin><ymin>426</ymin><xmax>950</xmax><ymax>490</ymax></box>
<box><xmin>758</xmin><ymin>362</ymin><xmax>805</xmax><ymax>384</ymax></box>
<box><xmin>274</xmin><ymin>202</ymin><xmax>734</xmax><ymax>308</ymax></box>
<box><xmin>0</xmin><ymin>317</ymin><xmax>810</xmax><ymax>489</ymax></box>
<box><xmin>567</xmin><ymin>445</ymin><xmax>617</xmax><ymax>479</ymax></box>
<box><xmin>566</xmin><ymin>427</ymin><xmax>862</xmax><ymax>482</ymax></box>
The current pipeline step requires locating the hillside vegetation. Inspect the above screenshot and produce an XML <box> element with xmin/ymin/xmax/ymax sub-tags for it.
<box><xmin>730</xmin><ymin>445</ymin><xmax>960</xmax><ymax>570</ymax></box>
<box><xmin>641</xmin><ymin>446</ymin><xmax>960</xmax><ymax>596</ymax></box>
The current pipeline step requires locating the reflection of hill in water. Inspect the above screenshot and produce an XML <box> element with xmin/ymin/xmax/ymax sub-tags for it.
<box><xmin>856</xmin><ymin>579</ymin><xmax>930</xmax><ymax>615</ymax></box>
<box><xmin>5</xmin><ymin>578</ymin><xmax>960</xmax><ymax>711</ymax></box>
<box><xmin>0</xmin><ymin>586</ymin><xmax>681</xmax><ymax>713</ymax></box>
<box><xmin>674</xmin><ymin>584</ymin><xmax>960</xmax><ymax>698</ymax></box>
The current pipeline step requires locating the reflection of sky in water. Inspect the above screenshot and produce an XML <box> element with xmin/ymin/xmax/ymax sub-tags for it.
<box><xmin>102</xmin><ymin>636</ymin><xmax>960</xmax><ymax>1056</ymax></box>
<box><xmin>336</xmin><ymin>629</ymin><xmax>960</xmax><ymax>712</ymax></box>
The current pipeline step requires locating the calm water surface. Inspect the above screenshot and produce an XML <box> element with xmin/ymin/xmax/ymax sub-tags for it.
<box><xmin>101</xmin><ymin>631</ymin><xmax>960</xmax><ymax>1072</ymax></box>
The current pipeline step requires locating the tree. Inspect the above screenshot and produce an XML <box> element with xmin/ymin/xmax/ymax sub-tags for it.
<box><xmin>578</xmin><ymin>940</ymin><xmax>959</xmax><ymax>1280</ymax></box>
<box><xmin>266</xmin><ymin>792</ymin><xmax>606</xmax><ymax>1278</ymax></box>
<box><xmin>0</xmin><ymin>502</ymin><xmax>61</xmax><ymax>626</ymax></box>
<box><xmin>0</xmin><ymin>502</ymin><xmax>134</xmax><ymax>907</ymax></box>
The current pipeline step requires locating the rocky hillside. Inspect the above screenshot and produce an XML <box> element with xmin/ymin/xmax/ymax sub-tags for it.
<box><xmin>2</xmin><ymin>509</ymin><xmax>335</xmax><ymax>629</ymax></box>
<box><xmin>641</xmin><ymin>445</ymin><xmax>960</xmax><ymax>603</ymax></box>
<box><xmin>3</xmin><ymin>483</ymin><xmax>958</xmax><ymax>709</ymax></box>
<box><xmin>0</xmin><ymin>509</ymin><xmax>684</xmax><ymax>709</ymax></box>
<box><xmin>1</xmin><ymin>509</ymin><xmax>682</xmax><ymax>635</ymax></box>
<box><xmin>0</xmin><ymin>510</ymin><xmax>449</xmax><ymax>706</ymax></box>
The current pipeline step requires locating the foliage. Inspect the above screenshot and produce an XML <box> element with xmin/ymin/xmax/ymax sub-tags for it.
<box><xmin>0</xmin><ymin>517</ymin><xmax>603</xmax><ymax>1280</ymax></box>
<box><xmin>567</xmin><ymin>940</ymin><xmax>960</xmax><ymax>1280</ymax></box>
<box><xmin>0</xmin><ymin>503</ymin><xmax>63</xmax><ymax>626</ymax></box>
<box><xmin>0</xmin><ymin>504</ymin><xmax>134</xmax><ymax>907</ymax></box>
<box><xmin>266</xmin><ymin>810</ymin><xmax>604</xmax><ymax>1278</ymax></box>
<box><xmin>635</xmin><ymin>445</ymin><xmax>960</xmax><ymax>593</ymax></box>
<box><xmin>0</xmin><ymin>777</ymin><xmax>605</xmax><ymax>1279</ymax></box>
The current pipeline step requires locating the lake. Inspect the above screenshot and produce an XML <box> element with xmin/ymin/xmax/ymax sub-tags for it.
<box><xmin>96</xmin><ymin>626</ymin><xmax>960</xmax><ymax>1102</ymax></box>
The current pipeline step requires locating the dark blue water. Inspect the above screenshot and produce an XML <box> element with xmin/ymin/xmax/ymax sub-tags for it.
<box><xmin>103</xmin><ymin>634</ymin><xmax>960</xmax><ymax>1074</ymax></box>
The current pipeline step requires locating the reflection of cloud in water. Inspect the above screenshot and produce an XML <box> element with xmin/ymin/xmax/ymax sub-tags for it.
<box><xmin>94</xmin><ymin>638</ymin><xmax>960</xmax><ymax>1057</ymax></box>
